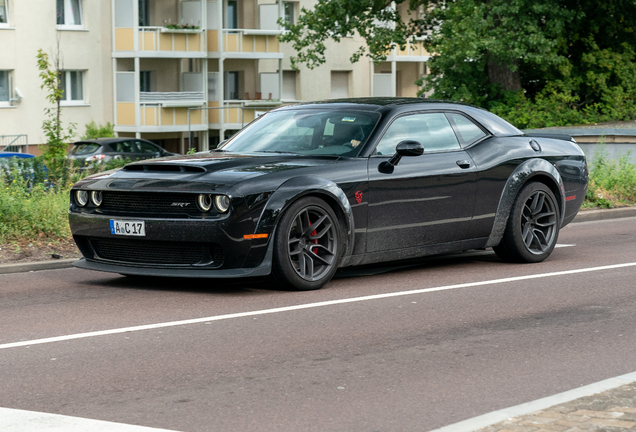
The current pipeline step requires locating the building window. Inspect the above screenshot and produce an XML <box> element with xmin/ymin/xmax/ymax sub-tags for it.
<box><xmin>331</xmin><ymin>71</ymin><xmax>350</xmax><ymax>99</ymax></box>
<box><xmin>283</xmin><ymin>2</ymin><xmax>295</xmax><ymax>29</ymax></box>
<box><xmin>0</xmin><ymin>0</ymin><xmax>9</xmax><ymax>25</ymax></box>
<box><xmin>0</xmin><ymin>70</ymin><xmax>12</xmax><ymax>104</ymax></box>
<box><xmin>59</xmin><ymin>71</ymin><xmax>84</xmax><ymax>104</ymax></box>
<box><xmin>138</xmin><ymin>0</ymin><xmax>150</xmax><ymax>26</ymax></box>
<box><xmin>282</xmin><ymin>71</ymin><xmax>297</xmax><ymax>101</ymax></box>
<box><xmin>57</xmin><ymin>0</ymin><xmax>82</xmax><ymax>27</ymax></box>
<box><xmin>225</xmin><ymin>71</ymin><xmax>239</xmax><ymax>100</ymax></box>
<box><xmin>140</xmin><ymin>71</ymin><xmax>152</xmax><ymax>92</ymax></box>
<box><xmin>227</xmin><ymin>0</ymin><xmax>238</xmax><ymax>29</ymax></box>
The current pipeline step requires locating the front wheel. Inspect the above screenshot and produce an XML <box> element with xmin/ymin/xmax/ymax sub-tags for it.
<box><xmin>270</xmin><ymin>197</ymin><xmax>342</xmax><ymax>290</ymax></box>
<box><xmin>494</xmin><ymin>182</ymin><xmax>560</xmax><ymax>263</ymax></box>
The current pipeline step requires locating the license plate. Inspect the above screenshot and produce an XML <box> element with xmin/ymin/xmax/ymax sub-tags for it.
<box><xmin>110</xmin><ymin>220</ymin><xmax>146</xmax><ymax>236</ymax></box>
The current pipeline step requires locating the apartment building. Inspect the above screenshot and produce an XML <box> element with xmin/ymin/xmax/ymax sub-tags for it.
<box><xmin>0</xmin><ymin>0</ymin><xmax>429</xmax><ymax>154</ymax></box>
<box><xmin>0</xmin><ymin>0</ymin><xmax>113</xmax><ymax>154</ymax></box>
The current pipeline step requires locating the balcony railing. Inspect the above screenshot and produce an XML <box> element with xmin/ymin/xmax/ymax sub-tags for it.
<box><xmin>391</xmin><ymin>38</ymin><xmax>429</xmax><ymax>59</ymax></box>
<box><xmin>114</xmin><ymin>27</ymin><xmax>204</xmax><ymax>52</ymax></box>
<box><xmin>207</xmin><ymin>29</ymin><xmax>282</xmax><ymax>53</ymax></box>
<box><xmin>140</xmin><ymin>91</ymin><xmax>205</xmax><ymax>106</ymax></box>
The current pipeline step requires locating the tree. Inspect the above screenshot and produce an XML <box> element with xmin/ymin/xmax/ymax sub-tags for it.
<box><xmin>281</xmin><ymin>0</ymin><xmax>636</xmax><ymax>127</ymax></box>
<box><xmin>36</xmin><ymin>48</ymin><xmax>76</xmax><ymax>162</ymax></box>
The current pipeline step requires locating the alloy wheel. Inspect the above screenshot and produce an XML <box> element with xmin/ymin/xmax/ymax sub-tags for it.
<box><xmin>521</xmin><ymin>190</ymin><xmax>557</xmax><ymax>254</ymax></box>
<box><xmin>287</xmin><ymin>206</ymin><xmax>338</xmax><ymax>281</ymax></box>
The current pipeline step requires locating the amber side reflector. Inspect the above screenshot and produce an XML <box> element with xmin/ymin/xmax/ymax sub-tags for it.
<box><xmin>244</xmin><ymin>234</ymin><xmax>269</xmax><ymax>240</ymax></box>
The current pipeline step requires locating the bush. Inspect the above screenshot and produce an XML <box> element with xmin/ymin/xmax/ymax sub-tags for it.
<box><xmin>0</xmin><ymin>157</ymin><xmax>132</xmax><ymax>243</ymax></box>
<box><xmin>584</xmin><ymin>144</ymin><xmax>636</xmax><ymax>208</ymax></box>
<box><xmin>81</xmin><ymin>121</ymin><xmax>116</xmax><ymax>140</ymax></box>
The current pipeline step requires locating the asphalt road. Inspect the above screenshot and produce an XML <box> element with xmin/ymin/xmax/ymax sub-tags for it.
<box><xmin>1</xmin><ymin>217</ymin><xmax>636</xmax><ymax>432</ymax></box>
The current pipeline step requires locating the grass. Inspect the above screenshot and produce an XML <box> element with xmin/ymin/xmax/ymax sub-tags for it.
<box><xmin>1</xmin><ymin>147</ymin><xmax>635</xmax><ymax>244</ymax></box>
<box><xmin>584</xmin><ymin>144</ymin><xmax>636</xmax><ymax>208</ymax></box>
<box><xmin>0</xmin><ymin>157</ymin><xmax>130</xmax><ymax>244</ymax></box>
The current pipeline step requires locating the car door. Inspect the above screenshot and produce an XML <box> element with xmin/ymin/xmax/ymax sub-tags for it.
<box><xmin>366</xmin><ymin>112</ymin><xmax>478</xmax><ymax>252</ymax></box>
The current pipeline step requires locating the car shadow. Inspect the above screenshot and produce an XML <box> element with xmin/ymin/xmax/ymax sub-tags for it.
<box><xmin>82</xmin><ymin>249</ymin><xmax>502</xmax><ymax>293</ymax></box>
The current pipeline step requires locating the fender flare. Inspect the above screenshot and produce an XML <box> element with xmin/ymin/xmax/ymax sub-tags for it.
<box><xmin>485</xmin><ymin>158</ymin><xmax>565</xmax><ymax>248</ymax></box>
<box><xmin>254</xmin><ymin>176</ymin><xmax>355</xmax><ymax>266</ymax></box>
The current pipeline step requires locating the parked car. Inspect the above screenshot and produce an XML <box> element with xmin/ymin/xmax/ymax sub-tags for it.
<box><xmin>68</xmin><ymin>98</ymin><xmax>588</xmax><ymax>290</ymax></box>
<box><xmin>68</xmin><ymin>138</ymin><xmax>177</xmax><ymax>166</ymax></box>
<box><xmin>0</xmin><ymin>151</ymin><xmax>35</xmax><ymax>159</ymax></box>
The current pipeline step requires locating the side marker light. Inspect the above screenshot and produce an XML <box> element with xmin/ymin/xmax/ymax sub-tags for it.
<box><xmin>244</xmin><ymin>234</ymin><xmax>269</xmax><ymax>240</ymax></box>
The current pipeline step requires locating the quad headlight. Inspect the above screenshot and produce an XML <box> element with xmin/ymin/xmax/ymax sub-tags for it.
<box><xmin>214</xmin><ymin>195</ymin><xmax>231</xmax><ymax>213</ymax></box>
<box><xmin>197</xmin><ymin>194</ymin><xmax>230</xmax><ymax>213</ymax></box>
<box><xmin>91</xmin><ymin>191</ymin><xmax>103</xmax><ymax>207</ymax></box>
<box><xmin>75</xmin><ymin>190</ymin><xmax>89</xmax><ymax>207</ymax></box>
<box><xmin>197</xmin><ymin>194</ymin><xmax>213</xmax><ymax>212</ymax></box>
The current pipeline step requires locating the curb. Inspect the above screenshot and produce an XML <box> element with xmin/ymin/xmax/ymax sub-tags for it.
<box><xmin>1</xmin><ymin>207</ymin><xmax>635</xmax><ymax>276</ymax></box>
<box><xmin>0</xmin><ymin>259</ymin><xmax>77</xmax><ymax>275</ymax></box>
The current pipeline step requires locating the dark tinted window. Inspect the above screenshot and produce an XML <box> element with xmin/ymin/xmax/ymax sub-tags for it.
<box><xmin>70</xmin><ymin>143</ymin><xmax>101</xmax><ymax>155</ymax></box>
<box><xmin>112</xmin><ymin>140</ymin><xmax>136</xmax><ymax>153</ymax></box>
<box><xmin>375</xmin><ymin>113</ymin><xmax>460</xmax><ymax>155</ymax></box>
<box><xmin>138</xmin><ymin>141</ymin><xmax>159</xmax><ymax>153</ymax></box>
<box><xmin>447</xmin><ymin>113</ymin><xmax>487</xmax><ymax>145</ymax></box>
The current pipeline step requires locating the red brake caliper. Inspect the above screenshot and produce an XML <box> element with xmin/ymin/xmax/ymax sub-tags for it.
<box><xmin>310</xmin><ymin>226</ymin><xmax>319</xmax><ymax>254</ymax></box>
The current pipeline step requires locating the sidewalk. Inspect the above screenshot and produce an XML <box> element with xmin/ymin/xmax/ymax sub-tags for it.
<box><xmin>432</xmin><ymin>373</ymin><xmax>636</xmax><ymax>432</ymax></box>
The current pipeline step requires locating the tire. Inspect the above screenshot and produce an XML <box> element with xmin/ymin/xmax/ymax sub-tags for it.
<box><xmin>494</xmin><ymin>182</ymin><xmax>560</xmax><ymax>263</ymax></box>
<box><xmin>270</xmin><ymin>197</ymin><xmax>342</xmax><ymax>291</ymax></box>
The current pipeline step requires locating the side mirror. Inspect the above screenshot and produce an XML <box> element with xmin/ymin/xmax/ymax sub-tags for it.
<box><xmin>378</xmin><ymin>140</ymin><xmax>423</xmax><ymax>174</ymax></box>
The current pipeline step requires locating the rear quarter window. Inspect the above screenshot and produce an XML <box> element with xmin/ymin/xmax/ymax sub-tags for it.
<box><xmin>70</xmin><ymin>143</ymin><xmax>101</xmax><ymax>155</ymax></box>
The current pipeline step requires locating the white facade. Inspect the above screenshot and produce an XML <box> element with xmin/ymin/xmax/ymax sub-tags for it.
<box><xmin>0</xmin><ymin>0</ymin><xmax>113</xmax><ymax>154</ymax></box>
<box><xmin>0</xmin><ymin>0</ymin><xmax>428</xmax><ymax>154</ymax></box>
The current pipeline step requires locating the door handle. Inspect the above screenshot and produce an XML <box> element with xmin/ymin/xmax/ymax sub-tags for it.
<box><xmin>456</xmin><ymin>160</ymin><xmax>471</xmax><ymax>169</ymax></box>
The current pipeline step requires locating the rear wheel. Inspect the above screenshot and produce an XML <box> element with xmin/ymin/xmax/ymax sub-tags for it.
<box><xmin>270</xmin><ymin>197</ymin><xmax>342</xmax><ymax>290</ymax></box>
<box><xmin>494</xmin><ymin>182</ymin><xmax>560</xmax><ymax>263</ymax></box>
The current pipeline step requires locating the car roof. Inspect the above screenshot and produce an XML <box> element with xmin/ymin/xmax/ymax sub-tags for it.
<box><xmin>0</xmin><ymin>152</ymin><xmax>35</xmax><ymax>158</ymax></box>
<box><xmin>73</xmin><ymin>138</ymin><xmax>154</xmax><ymax>145</ymax></box>
<box><xmin>276</xmin><ymin>97</ymin><xmax>522</xmax><ymax>136</ymax></box>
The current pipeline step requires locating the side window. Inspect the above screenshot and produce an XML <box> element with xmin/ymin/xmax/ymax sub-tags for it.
<box><xmin>375</xmin><ymin>112</ymin><xmax>461</xmax><ymax>156</ymax></box>
<box><xmin>447</xmin><ymin>113</ymin><xmax>487</xmax><ymax>146</ymax></box>
<box><xmin>138</xmin><ymin>141</ymin><xmax>158</xmax><ymax>153</ymax></box>
<box><xmin>118</xmin><ymin>140</ymin><xmax>135</xmax><ymax>153</ymax></box>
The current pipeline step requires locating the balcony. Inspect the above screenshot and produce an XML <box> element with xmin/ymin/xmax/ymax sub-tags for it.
<box><xmin>116</xmin><ymin>90</ymin><xmax>207</xmax><ymax>132</ymax></box>
<box><xmin>207</xmin><ymin>29</ymin><xmax>283</xmax><ymax>58</ymax></box>
<box><xmin>386</xmin><ymin>38</ymin><xmax>430</xmax><ymax>62</ymax></box>
<box><xmin>207</xmin><ymin>100</ymin><xmax>281</xmax><ymax>128</ymax></box>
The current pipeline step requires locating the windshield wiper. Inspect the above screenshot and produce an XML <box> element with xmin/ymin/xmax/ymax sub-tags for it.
<box><xmin>258</xmin><ymin>150</ymin><xmax>300</xmax><ymax>155</ymax></box>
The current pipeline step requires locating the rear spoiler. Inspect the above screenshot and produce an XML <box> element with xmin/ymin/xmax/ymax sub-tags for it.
<box><xmin>524</xmin><ymin>133</ymin><xmax>576</xmax><ymax>143</ymax></box>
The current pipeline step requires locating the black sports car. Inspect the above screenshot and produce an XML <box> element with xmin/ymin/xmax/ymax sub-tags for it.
<box><xmin>69</xmin><ymin>98</ymin><xmax>588</xmax><ymax>290</ymax></box>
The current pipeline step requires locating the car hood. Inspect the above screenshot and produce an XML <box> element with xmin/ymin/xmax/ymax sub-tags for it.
<box><xmin>77</xmin><ymin>152</ymin><xmax>349</xmax><ymax>193</ymax></box>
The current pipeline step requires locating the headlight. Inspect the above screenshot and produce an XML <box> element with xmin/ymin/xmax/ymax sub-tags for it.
<box><xmin>214</xmin><ymin>195</ymin><xmax>231</xmax><ymax>213</ymax></box>
<box><xmin>75</xmin><ymin>190</ymin><xmax>89</xmax><ymax>207</ymax></box>
<box><xmin>197</xmin><ymin>194</ymin><xmax>212</xmax><ymax>212</ymax></box>
<box><xmin>91</xmin><ymin>191</ymin><xmax>103</xmax><ymax>207</ymax></box>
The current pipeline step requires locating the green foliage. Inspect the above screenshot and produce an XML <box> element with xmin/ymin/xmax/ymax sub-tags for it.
<box><xmin>81</xmin><ymin>121</ymin><xmax>116</xmax><ymax>140</ymax></box>
<box><xmin>0</xmin><ymin>157</ymin><xmax>132</xmax><ymax>242</ymax></box>
<box><xmin>584</xmin><ymin>144</ymin><xmax>636</xmax><ymax>209</ymax></box>
<box><xmin>284</xmin><ymin>0</ymin><xmax>636</xmax><ymax>127</ymax></box>
<box><xmin>36</xmin><ymin>49</ymin><xmax>77</xmax><ymax>184</ymax></box>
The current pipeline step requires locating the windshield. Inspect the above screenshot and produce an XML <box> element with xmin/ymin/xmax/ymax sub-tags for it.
<box><xmin>219</xmin><ymin>109</ymin><xmax>380</xmax><ymax>156</ymax></box>
<box><xmin>70</xmin><ymin>143</ymin><xmax>101</xmax><ymax>155</ymax></box>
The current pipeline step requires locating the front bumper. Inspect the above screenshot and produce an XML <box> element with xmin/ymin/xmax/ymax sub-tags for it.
<box><xmin>69</xmin><ymin>211</ymin><xmax>273</xmax><ymax>276</ymax></box>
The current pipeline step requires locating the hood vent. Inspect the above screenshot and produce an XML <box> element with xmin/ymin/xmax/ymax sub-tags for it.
<box><xmin>124</xmin><ymin>164</ymin><xmax>206</xmax><ymax>173</ymax></box>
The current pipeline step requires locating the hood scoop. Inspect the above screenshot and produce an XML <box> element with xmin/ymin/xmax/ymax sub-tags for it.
<box><xmin>124</xmin><ymin>164</ymin><xmax>206</xmax><ymax>173</ymax></box>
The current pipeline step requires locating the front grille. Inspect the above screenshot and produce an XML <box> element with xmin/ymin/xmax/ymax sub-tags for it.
<box><xmin>101</xmin><ymin>192</ymin><xmax>199</xmax><ymax>214</ymax></box>
<box><xmin>88</xmin><ymin>238</ymin><xmax>224</xmax><ymax>267</ymax></box>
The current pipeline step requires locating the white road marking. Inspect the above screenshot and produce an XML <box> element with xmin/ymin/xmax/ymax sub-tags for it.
<box><xmin>428</xmin><ymin>371</ymin><xmax>636</xmax><ymax>432</ymax></box>
<box><xmin>1</xmin><ymin>262</ymin><xmax>635</xmax><ymax>351</ymax></box>
<box><xmin>555</xmin><ymin>244</ymin><xmax>576</xmax><ymax>248</ymax></box>
<box><xmin>0</xmin><ymin>407</ymin><xmax>181</xmax><ymax>432</ymax></box>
